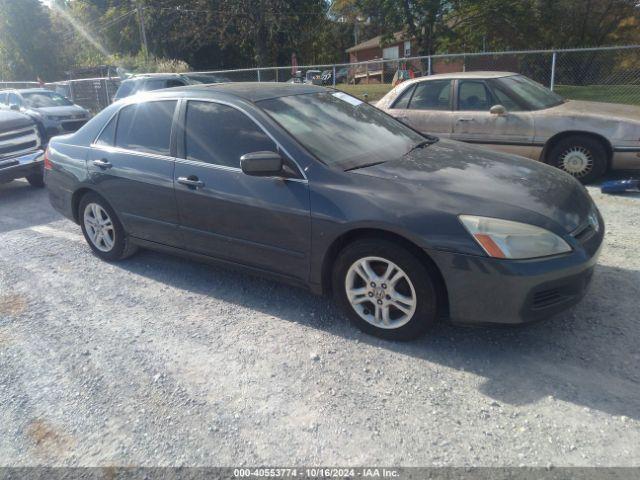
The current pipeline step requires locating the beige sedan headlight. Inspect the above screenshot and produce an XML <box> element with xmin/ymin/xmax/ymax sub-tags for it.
<box><xmin>459</xmin><ymin>215</ymin><xmax>572</xmax><ymax>259</ymax></box>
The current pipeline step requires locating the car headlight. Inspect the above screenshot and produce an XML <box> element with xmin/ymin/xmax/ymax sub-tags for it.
<box><xmin>459</xmin><ymin>215</ymin><xmax>572</xmax><ymax>259</ymax></box>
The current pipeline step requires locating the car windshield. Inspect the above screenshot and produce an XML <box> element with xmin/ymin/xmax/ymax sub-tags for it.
<box><xmin>22</xmin><ymin>91</ymin><xmax>73</xmax><ymax>108</ymax></box>
<box><xmin>258</xmin><ymin>92</ymin><xmax>430</xmax><ymax>170</ymax></box>
<box><xmin>493</xmin><ymin>75</ymin><xmax>564</xmax><ymax>110</ymax></box>
<box><xmin>115</xmin><ymin>80</ymin><xmax>136</xmax><ymax>99</ymax></box>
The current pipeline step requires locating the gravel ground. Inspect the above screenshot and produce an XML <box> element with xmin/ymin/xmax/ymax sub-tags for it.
<box><xmin>1</xmin><ymin>176</ymin><xmax>639</xmax><ymax>467</ymax></box>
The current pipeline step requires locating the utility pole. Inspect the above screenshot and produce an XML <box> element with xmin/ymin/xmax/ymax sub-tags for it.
<box><xmin>134</xmin><ymin>0</ymin><xmax>149</xmax><ymax>58</ymax></box>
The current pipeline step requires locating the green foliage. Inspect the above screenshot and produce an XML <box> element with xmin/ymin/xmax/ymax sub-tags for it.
<box><xmin>0</xmin><ymin>0</ymin><xmax>64</xmax><ymax>81</ymax></box>
<box><xmin>1</xmin><ymin>0</ymin><xmax>638</xmax><ymax>81</ymax></box>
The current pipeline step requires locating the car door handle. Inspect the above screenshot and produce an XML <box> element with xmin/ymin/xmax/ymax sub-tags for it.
<box><xmin>177</xmin><ymin>176</ymin><xmax>205</xmax><ymax>188</ymax></box>
<box><xmin>456</xmin><ymin>118</ymin><xmax>474</xmax><ymax>122</ymax></box>
<box><xmin>92</xmin><ymin>159</ymin><xmax>112</xmax><ymax>169</ymax></box>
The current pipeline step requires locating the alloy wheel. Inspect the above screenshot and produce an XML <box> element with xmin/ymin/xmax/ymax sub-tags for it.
<box><xmin>83</xmin><ymin>203</ymin><xmax>115</xmax><ymax>252</ymax></box>
<box><xmin>344</xmin><ymin>256</ymin><xmax>417</xmax><ymax>329</ymax></box>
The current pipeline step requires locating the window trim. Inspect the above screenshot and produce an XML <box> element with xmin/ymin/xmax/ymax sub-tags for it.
<box><xmin>177</xmin><ymin>98</ymin><xmax>307</xmax><ymax>181</ymax></box>
<box><xmin>91</xmin><ymin>98</ymin><xmax>180</xmax><ymax>160</ymax></box>
<box><xmin>390</xmin><ymin>83</ymin><xmax>416</xmax><ymax>109</ymax></box>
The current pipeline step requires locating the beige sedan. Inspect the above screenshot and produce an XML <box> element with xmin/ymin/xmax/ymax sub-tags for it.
<box><xmin>377</xmin><ymin>71</ymin><xmax>640</xmax><ymax>183</ymax></box>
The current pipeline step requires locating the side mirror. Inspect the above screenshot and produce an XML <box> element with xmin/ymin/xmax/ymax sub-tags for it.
<box><xmin>240</xmin><ymin>151</ymin><xmax>284</xmax><ymax>177</ymax></box>
<box><xmin>490</xmin><ymin>104</ymin><xmax>507</xmax><ymax>115</ymax></box>
<box><xmin>9</xmin><ymin>103</ymin><xmax>20</xmax><ymax>111</ymax></box>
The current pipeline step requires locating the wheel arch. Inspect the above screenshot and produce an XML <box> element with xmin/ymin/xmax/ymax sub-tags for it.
<box><xmin>71</xmin><ymin>187</ymin><xmax>98</xmax><ymax>223</ymax></box>
<box><xmin>542</xmin><ymin>130</ymin><xmax>613</xmax><ymax>168</ymax></box>
<box><xmin>321</xmin><ymin>228</ymin><xmax>449</xmax><ymax>315</ymax></box>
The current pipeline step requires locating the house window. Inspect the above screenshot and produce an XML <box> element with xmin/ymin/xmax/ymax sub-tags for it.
<box><xmin>404</xmin><ymin>41</ymin><xmax>411</xmax><ymax>57</ymax></box>
<box><xmin>382</xmin><ymin>46</ymin><xmax>400</xmax><ymax>60</ymax></box>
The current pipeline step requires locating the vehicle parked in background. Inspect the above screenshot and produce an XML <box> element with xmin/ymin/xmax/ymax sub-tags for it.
<box><xmin>287</xmin><ymin>70</ymin><xmax>323</xmax><ymax>85</ymax></box>
<box><xmin>183</xmin><ymin>73</ymin><xmax>231</xmax><ymax>84</ymax></box>
<box><xmin>0</xmin><ymin>88</ymin><xmax>90</xmax><ymax>142</ymax></box>
<box><xmin>377</xmin><ymin>71</ymin><xmax>640</xmax><ymax>183</ymax></box>
<box><xmin>113</xmin><ymin>73</ymin><xmax>194</xmax><ymax>102</ymax></box>
<box><xmin>46</xmin><ymin>83</ymin><xmax>603</xmax><ymax>340</ymax></box>
<box><xmin>321</xmin><ymin>67</ymin><xmax>349</xmax><ymax>85</ymax></box>
<box><xmin>0</xmin><ymin>109</ymin><xmax>44</xmax><ymax>187</ymax></box>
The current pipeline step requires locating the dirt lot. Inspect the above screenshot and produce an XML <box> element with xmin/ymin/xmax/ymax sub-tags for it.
<box><xmin>1</xmin><ymin>176</ymin><xmax>639</xmax><ymax>467</ymax></box>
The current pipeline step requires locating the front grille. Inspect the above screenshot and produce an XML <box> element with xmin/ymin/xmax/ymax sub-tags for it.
<box><xmin>61</xmin><ymin>120</ymin><xmax>87</xmax><ymax>132</ymax></box>
<box><xmin>0</xmin><ymin>126</ymin><xmax>40</xmax><ymax>159</ymax></box>
<box><xmin>532</xmin><ymin>288</ymin><xmax>566</xmax><ymax>310</ymax></box>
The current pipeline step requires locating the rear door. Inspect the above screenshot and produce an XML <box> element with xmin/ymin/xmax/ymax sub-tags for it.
<box><xmin>87</xmin><ymin>99</ymin><xmax>182</xmax><ymax>246</ymax></box>
<box><xmin>451</xmin><ymin>79</ymin><xmax>535</xmax><ymax>158</ymax></box>
<box><xmin>173</xmin><ymin>100</ymin><xmax>311</xmax><ymax>281</ymax></box>
<box><xmin>386</xmin><ymin>79</ymin><xmax>453</xmax><ymax>137</ymax></box>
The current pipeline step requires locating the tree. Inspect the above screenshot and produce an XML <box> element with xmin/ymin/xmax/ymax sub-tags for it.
<box><xmin>0</xmin><ymin>0</ymin><xmax>64</xmax><ymax>81</ymax></box>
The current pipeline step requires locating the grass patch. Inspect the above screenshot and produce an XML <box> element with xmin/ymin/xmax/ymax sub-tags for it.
<box><xmin>335</xmin><ymin>83</ymin><xmax>393</xmax><ymax>102</ymax></box>
<box><xmin>336</xmin><ymin>82</ymin><xmax>640</xmax><ymax>106</ymax></box>
<box><xmin>554</xmin><ymin>84</ymin><xmax>640</xmax><ymax>106</ymax></box>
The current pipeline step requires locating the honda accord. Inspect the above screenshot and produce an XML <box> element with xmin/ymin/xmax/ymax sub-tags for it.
<box><xmin>45</xmin><ymin>83</ymin><xmax>604</xmax><ymax>340</ymax></box>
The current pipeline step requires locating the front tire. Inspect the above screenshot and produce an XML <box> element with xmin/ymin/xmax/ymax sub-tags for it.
<box><xmin>79</xmin><ymin>192</ymin><xmax>137</xmax><ymax>261</ymax></box>
<box><xmin>332</xmin><ymin>239</ymin><xmax>439</xmax><ymax>341</ymax></box>
<box><xmin>547</xmin><ymin>135</ymin><xmax>608</xmax><ymax>184</ymax></box>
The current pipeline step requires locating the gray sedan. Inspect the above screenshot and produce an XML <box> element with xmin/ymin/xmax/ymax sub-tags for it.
<box><xmin>45</xmin><ymin>83</ymin><xmax>603</xmax><ymax>340</ymax></box>
<box><xmin>377</xmin><ymin>72</ymin><xmax>640</xmax><ymax>183</ymax></box>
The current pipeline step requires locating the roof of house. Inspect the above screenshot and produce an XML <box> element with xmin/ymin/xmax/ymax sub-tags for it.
<box><xmin>346</xmin><ymin>31</ymin><xmax>411</xmax><ymax>54</ymax></box>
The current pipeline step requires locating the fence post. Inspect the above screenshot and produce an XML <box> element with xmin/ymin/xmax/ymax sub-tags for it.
<box><xmin>257</xmin><ymin>69</ymin><xmax>261</xmax><ymax>82</ymax></box>
<box><xmin>103</xmin><ymin>79</ymin><xmax>111</xmax><ymax>105</ymax></box>
<box><xmin>332</xmin><ymin>65</ymin><xmax>336</xmax><ymax>87</ymax></box>
<box><xmin>550</xmin><ymin>51</ymin><xmax>557</xmax><ymax>91</ymax></box>
<box><xmin>365</xmin><ymin>63</ymin><xmax>369</xmax><ymax>84</ymax></box>
<box><xmin>427</xmin><ymin>56</ymin><xmax>432</xmax><ymax>76</ymax></box>
<box><xmin>275</xmin><ymin>68</ymin><xmax>279</xmax><ymax>83</ymax></box>
<box><xmin>69</xmin><ymin>81</ymin><xmax>75</xmax><ymax>103</ymax></box>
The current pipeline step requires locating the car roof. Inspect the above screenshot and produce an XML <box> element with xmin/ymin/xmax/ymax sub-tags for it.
<box><xmin>170</xmin><ymin>82</ymin><xmax>328</xmax><ymax>102</ymax></box>
<box><xmin>12</xmin><ymin>88</ymin><xmax>53</xmax><ymax>93</ymax></box>
<box><xmin>411</xmin><ymin>71</ymin><xmax>518</xmax><ymax>81</ymax></box>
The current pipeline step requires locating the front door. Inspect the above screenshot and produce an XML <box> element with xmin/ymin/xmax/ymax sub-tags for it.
<box><xmin>173</xmin><ymin>100</ymin><xmax>311</xmax><ymax>281</ymax></box>
<box><xmin>386</xmin><ymin>79</ymin><xmax>454</xmax><ymax>138</ymax></box>
<box><xmin>451</xmin><ymin>79</ymin><xmax>535</xmax><ymax>159</ymax></box>
<box><xmin>87</xmin><ymin>99</ymin><xmax>181</xmax><ymax>246</ymax></box>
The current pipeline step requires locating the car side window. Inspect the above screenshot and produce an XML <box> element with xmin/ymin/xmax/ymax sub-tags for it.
<box><xmin>165</xmin><ymin>79</ymin><xmax>186</xmax><ymax>88</ymax></box>
<box><xmin>184</xmin><ymin>101</ymin><xmax>276</xmax><ymax>169</ymax></box>
<box><xmin>488</xmin><ymin>83</ymin><xmax>524</xmax><ymax>112</ymax></box>
<box><xmin>9</xmin><ymin>93</ymin><xmax>21</xmax><ymax>106</ymax></box>
<box><xmin>0</xmin><ymin>93</ymin><xmax>6</xmax><ymax>105</ymax></box>
<box><xmin>95</xmin><ymin>114</ymin><xmax>117</xmax><ymax>147</ymax></box>
<box><xmin>115</xmin><ymin>100</ymin><xmax>177</xmax><ymax>156</ymax></box>
<box><xmin>408</xmin><ymin>80</ymin><xmax>451</xmax><ymax>110</ymax></box>
<box><xmin>458</xmin><ymin>81</ymin><xmax>492</xmax><ymax>111</ymax></box>
<box><xmin>392</xmin><ymin>84</ymin><xmax>415</xmax><ymax>109</ymax></box>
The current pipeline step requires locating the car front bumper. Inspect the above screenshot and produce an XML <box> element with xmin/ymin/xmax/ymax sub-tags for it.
<box><xmin>0</xmin><ymin>150</ymin><xmax>44</xmax><ymax>183</ymax></box>
<box><xmin>427</xmin><ymin>223</ymin><xmax>604</xmax><ymax>325</ymax></box>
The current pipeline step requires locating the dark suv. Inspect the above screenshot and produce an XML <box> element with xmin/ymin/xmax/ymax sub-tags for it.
<box><xmin>113</xmin><ymin>74</ymin><xmax>193</xmax><ymax>102</ymax></box>
<box><xmin>0</xmin><ymin>109</ymin><xmax>44</xmax><ymax>187</ymax></box>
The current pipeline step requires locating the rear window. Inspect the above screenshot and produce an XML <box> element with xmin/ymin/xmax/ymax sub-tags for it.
<box><xmin>115</xmin><ymin>100</ymin><xmax>177</xmax><ymax>156</ymax></box>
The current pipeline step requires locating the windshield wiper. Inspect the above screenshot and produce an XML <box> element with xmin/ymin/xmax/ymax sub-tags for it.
<box><xmin>405</xmin><ymin>137</ymin><xmax>438</xmax><ymax>156</ymax></box>
<box><xmin>344</xmin><ymin>160</ymin><xmax>388</xmax><ymax>172</ymax></box>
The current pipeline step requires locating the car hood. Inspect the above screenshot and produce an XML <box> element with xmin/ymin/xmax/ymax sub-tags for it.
<box><xmin>29</xmin><ymin>105</ymin><xmax>87</xmax><ymax>117</ymax></box>
<box><xmin>351</xmin><ymin>139</ymin><xmax>594</xmax><ymax>233</ymax></box>
<box><xmin>548</xmin><ymin>100</ymin><xmax>640</xmax><ymax>122</ymax></box>
<box><xmin>0</xmin><ymin>110</ymin><xmax>34</xmax><ymax>132</ymax></box>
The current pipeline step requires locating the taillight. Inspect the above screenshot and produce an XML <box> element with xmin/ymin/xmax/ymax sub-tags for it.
<box><xmin>44</xmin><ymin>147</ymin><xmax>53</xmax><ymax>170</ymax></box>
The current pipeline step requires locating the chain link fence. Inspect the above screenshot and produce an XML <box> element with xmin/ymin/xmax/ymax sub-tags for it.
<box><xmin>2</xmin><ymin>46</ymin><xmax>639</xmax><ymax>113</ymax></box>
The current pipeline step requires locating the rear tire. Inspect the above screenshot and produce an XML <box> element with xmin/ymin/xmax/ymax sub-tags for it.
<box><xmin>546</xmin><ymin>135</ymin><xmax>608</xmax><ymax>184</ymax></box>
<box><xmin>332</xmin><ymin>238</ymin><xmax>439</xmax><ymax>341</ymax></box>
<box><xmin>78</xmin><ymin>192</ymin><xmax>137</xmax><ymax>261</ymax></box>
<box><xmin>26</xmin><ymin>173</ymin><xmax>45</xmax><ymax>188</ymax></box>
